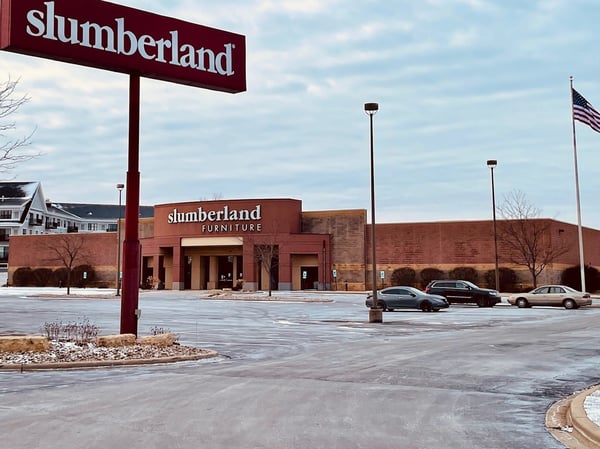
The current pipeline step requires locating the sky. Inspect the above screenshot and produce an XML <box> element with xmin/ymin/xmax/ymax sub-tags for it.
<box><xmin>1</xmin><ymin>0</ymin><xmax>600</xmax><ymax>229</ymax></box>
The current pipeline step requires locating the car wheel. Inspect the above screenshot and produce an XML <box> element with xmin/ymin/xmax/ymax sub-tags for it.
<box><xmin>378</xmin><ymin>300</ymin><xmax>387</xmax><ymax>312</ymax></box>
<box><xmin>516</xmin><ymin>298</ymin><xmax>528</xmax><ymax>308</ymax></box>
<box><xmin>563</xmin><ymin>299</ymin><xmax>577</xmax><ymax>310</ymax></box>
<box><xmin>477</xmin><ymin>297</ymin><xmax>486</xmax><ymax>307</ymax></box>
<box><xmin>420</xmin><ymin>301</ymin><xmax>433</xmax><ymax>312</ymax></box>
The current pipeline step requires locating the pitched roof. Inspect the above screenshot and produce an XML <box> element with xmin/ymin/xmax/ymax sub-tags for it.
<box><xmin>51</xmin><ymin>203</ymin><xmax>154</xmax><ymax>220</ymax></box>
<box><xmin>0</xmin><ymin>181</ymin><xmax>40</xmax><ymax>207</ymax></box>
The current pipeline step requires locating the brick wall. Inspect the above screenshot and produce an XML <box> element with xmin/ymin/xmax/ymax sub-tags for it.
<box><xmin>366</xmin><ymin>219</ymin><xmax>600</xmax><ymax>290</ymax></box>
<box><xmin>302</xmin><ymin>209</ymin><xmax>366</xmax><ymax>291</ymax></box>
<box><xmin>8</xmin><ymin>232</ymin><xmax>117</xmax><ymax>287</ymax></box>
<box><xmin>7</xmin><ymin>212</ymin><xmax>600</xmax><ymax>292</ymax></box>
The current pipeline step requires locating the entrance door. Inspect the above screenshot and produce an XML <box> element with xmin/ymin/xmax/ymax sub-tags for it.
<box><xmin>218</xmin><ymin>256</ymin><xmax>234</xmax><ymax>289</ymax></box>
<box><xmin>301</xmin><ymin>266</ymin><xmax>319</xmax><ymax>290</ymax></box>
<box><xmin>184</xmin><ymin>256</ymin><xmax>192</xmax><ymax>289</ymax></box>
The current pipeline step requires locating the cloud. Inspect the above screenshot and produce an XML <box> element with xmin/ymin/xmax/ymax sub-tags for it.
<box><xmin>0</xmin><ymin>0</ymin><xmax>599</xmax><ymax>231</ymax></box>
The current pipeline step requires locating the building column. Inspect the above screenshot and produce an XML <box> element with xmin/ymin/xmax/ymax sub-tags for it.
<box><xmin>243</xmin><ymin>244</ymin><xmax>257</xmax><ymax>291</ymax></box>
<box><xmin>207</xmin><ymin>256</ymin><xmax>218</xmax><ymax>289</ymax></box>
<box><xmin>172</xmin><ymin>245</ymin><xmax>185</xmax><ymax>290</ymax></box>
<box><xmin>278</xmin><ymin>249</ymin><xmax>292</xmax><ymax>291</ymax></box>
<box><xmin>191</xmin><ymin>254</ymin><xmax>201</xmax><ymax>290</ymax></box>
<box><xmin>320</xmin><ymin>239</ymin><xmax>331</xmax><ymax>290</ymax></box>
<box><xmin>152</xmin><ymin>254</ymin><xmax>160</xmax><ymax>287</ymax></box>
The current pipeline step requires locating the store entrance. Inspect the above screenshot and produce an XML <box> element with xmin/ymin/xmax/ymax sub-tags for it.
<box><xmin>301</xmin><ymin>266</ymin><xmax>319</xmax><ymax>290</ymax></box>
<box><xmin>217</xmin><ymin>255</ymin><xmax>234</xmax><ymax>289</ymax></box>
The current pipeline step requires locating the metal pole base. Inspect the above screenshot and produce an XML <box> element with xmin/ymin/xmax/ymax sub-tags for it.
<box><xmin>369</xmin><ymin>308</ymin><xmax>383</xmax><ymax>323</ymax></box>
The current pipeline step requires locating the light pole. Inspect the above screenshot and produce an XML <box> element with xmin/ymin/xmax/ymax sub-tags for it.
<box><xmin>116</xmin><ymin>183</ymin><xmax>125</xmax><ymax>296</ymax></box>
<box><xmin>365</xmin><ymin>102</ymin><xmax>382</xmax><ymax>323</ymax></box>
<box><xmin>486</xmin><ymin>160</ymin><xmax>499</xmax><ymax>292</ymax></box>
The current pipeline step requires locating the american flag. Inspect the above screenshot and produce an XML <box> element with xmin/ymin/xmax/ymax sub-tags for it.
<box><xmin>572</xmin><ymin>88</ymin><xmax>600</xmax><ymax>133</ymax></box>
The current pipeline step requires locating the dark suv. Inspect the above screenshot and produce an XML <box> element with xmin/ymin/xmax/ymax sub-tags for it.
<box><xmin>425</xmin><ymin>280</ymin><xmax>501</xmax><ymax>307</ymax></box>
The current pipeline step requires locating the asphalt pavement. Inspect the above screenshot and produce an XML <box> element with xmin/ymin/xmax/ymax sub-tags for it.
<box><xmin>1</xmin><ymin>287</ymin><xmax>600</xmax><ymax>449</ymax></box>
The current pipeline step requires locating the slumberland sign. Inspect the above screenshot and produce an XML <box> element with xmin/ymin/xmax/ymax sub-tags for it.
<box><xmin>0</xmin><ymin>0</ymin><xmax>246</xmax><ymax>335</ymax></box>
<box><xmin>168</xmin><ymin>205</ymin><xmax>262</xmax><ymax>233</ymax></box>
<box><xmin>0</xmin><ymin>0</ymin><xmax>246</xmax><ymax>92</ymax></box>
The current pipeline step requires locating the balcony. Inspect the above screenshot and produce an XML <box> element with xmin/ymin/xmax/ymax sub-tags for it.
<box><xmin>29</xmin><ymin>217</ymin><xmax>43</xmax><ymax>226</ymax></box>
<box><xmin>45</xmin><ymin>222</ymin><xmax>58</xmax><ymax>230</ymax></box>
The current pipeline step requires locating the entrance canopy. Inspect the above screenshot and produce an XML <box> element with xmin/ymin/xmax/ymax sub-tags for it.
<box><xmin>182</xmin><ymin>237</ymin><xmax>243</xmax><ymax>247</ymax></box>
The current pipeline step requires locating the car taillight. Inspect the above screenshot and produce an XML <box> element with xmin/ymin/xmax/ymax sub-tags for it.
<box><xmin>583</xmin><ymin>293</ymin><xmax>590</xmax><ymax>298</ymax></box>
<box><xmin>425</xmin><ymin>287</ymin><xmax>430</xmax><ymax>293</ymax></box>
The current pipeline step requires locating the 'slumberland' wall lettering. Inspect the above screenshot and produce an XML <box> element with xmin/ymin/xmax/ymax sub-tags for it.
<box><xmin>168</xmin><ymin>205</ymin><xmax>262</xmax><ymax>233</ymax></box>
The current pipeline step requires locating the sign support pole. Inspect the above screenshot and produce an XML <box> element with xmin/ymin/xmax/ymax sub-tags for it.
<box><xmin>120</xmin><ymin>73</ymin><xmax>141</xmax><ymax>335</ymax></box>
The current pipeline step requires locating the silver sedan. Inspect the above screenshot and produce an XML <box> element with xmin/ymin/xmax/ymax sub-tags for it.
<box><xmin>366</xmin><ymin>286</ymin><xmax>449</xmax><ymax>312</ymax></box>
<box><xmin>507</xmin><ymin>285</ymin><xmax>591</xmax><ymax>309</ymax></box>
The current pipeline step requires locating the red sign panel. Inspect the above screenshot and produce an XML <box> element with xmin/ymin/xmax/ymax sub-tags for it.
<box><xmin>0</xmin><ymin>0</ymin><xmax>246</xmax><ymax>93</ymax></box>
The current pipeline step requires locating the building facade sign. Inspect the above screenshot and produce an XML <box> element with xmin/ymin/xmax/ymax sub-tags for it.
<box><xmin>168</xmin><ymin>205</ymin><xmax>262</xmax><ymax>234</ymax></box>
<box><xmin>0</xmin><ymin>0</ymin><xmax>246</xmax><ymax>93</ymax></box>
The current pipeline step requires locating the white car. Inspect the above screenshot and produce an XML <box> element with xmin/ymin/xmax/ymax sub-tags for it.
<box><xmin>507</xmin><ymin>285</ymin><xmax>592</xmax><ymax>309</ymax></box>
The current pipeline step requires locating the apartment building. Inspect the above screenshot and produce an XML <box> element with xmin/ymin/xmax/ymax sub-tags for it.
<box><xmin>0</xmin><ymin>181</ymin><xmax>153</xmax><ymax>269</ymax></box>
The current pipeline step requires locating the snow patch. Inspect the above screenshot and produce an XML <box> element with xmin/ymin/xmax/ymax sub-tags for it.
<box><xmin>584</xmin><ymin>389</ymin><xmax>600</xmax><ymax>426</ymax></box>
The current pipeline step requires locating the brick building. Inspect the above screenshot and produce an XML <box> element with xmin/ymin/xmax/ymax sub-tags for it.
<box><xmin>7</xmin><ymin>197</ymin><xmax>600</xmax><ymax>291</ymax></box>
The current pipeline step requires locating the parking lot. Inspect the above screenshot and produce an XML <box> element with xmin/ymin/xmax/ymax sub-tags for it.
<box><xmin>1</xmin><ymin>288</ymin><xmax>600</xmax><ymax>448</ymax></box>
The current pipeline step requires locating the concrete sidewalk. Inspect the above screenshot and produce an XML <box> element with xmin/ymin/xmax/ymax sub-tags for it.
<box><xmin>548</xmin><ymin>385</ymin><xmax>600</xmax><ymax>449</ymax></box>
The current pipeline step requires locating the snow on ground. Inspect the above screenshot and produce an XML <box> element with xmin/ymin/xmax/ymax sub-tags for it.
<box><xmin>585</xmin><ymin>390</ymin><xmax>600</xmax><ymax>426</ymax></box>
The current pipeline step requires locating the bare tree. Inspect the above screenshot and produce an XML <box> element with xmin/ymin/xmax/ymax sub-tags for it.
<box><xmin>46</xmin><ymin>235</ymin><xmax>88</xmax><ymax>295</ymax></box>
<box><xmin>254</xmin><ymin>243</ymin><xmax>279</xmax><ymax>297</ymax></box>
<box><xmin>250</xmin><ymin>221</ymin><xmax>283</xmax><ymax>297</ymax></box>
<box><xmin>0</xmin><ymin>77</ymin><xmax>38</xmax><ymax>174</ymax></box>
<box><xmin>497</xmin><ymin>190</ymin><xmax>569</xmax><ymax>288</ymax></box>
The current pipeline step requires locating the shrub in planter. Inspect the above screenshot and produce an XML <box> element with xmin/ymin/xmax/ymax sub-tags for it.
<box><xmin>12</xmin><ymin>267</ymin><xmax>33</xmax><ymax>286</ymax></box>
<box><xmin>31</xmin><ymin>268</ymin><xmax>53</xmax><ymax>287</ymax></box>
<box><xmin>484</xmin><ymin>267</ymin><xmax>518</xmax><ymax>292</ymax></box>
<box><xmin>50</xmin><ymin>268</ymin><xmax>68</xmax><ymax>287</ymax></box>
<box><xmin>448</xmin><ymin>266</ymin><xmax>479</xmax><ymax>284</ymax></box>
<box><xmin>391</xmin><ymin>267</ymin><xmax>417</xmax><ymax>286</ymax></box>
<box><xmin>72</xmin><ymin>265</ymin><xmax>96</xmax><ymax>288</ymax></box>
<box><xmin>419</xmin><ymin>268</ymin><xmax>445</xmax><ymax>289</ymax></box>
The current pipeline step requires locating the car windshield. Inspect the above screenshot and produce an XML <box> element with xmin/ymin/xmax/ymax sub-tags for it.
<box><xmin>463</xmin><ymin>280</ymin><xmax>478</xmax><ymax>289</ymax></box>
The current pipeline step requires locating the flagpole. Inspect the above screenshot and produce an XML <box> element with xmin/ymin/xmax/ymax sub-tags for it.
<box><xmin>570</xmin><ymin>75</ymin><xmax>586</xmax><ymax>292</ymax></box>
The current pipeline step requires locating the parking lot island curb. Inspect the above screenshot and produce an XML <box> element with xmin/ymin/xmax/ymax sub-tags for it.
<box><xmin>0</xmin><ymin>349</ymin><xmax>219</xmax><ymax>371</ymax></box>
<box><xmin>568</xmin><ymin>385</ymin><xmax>600</xmax><ymax>449</ymax></box>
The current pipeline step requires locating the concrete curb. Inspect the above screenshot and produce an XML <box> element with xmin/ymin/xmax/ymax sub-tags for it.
<box><xmin>568</xmin><ymin>385</ymin><xmax>600</xmax><ymax>449</ymax></box>
<box><xmin>0</xmin><ymin>349</ymin><xmax>218</xmax><ymax>371</ymax></box>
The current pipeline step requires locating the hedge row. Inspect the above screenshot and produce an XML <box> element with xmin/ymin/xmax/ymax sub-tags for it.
<box><xmin>390</xmin><ymin>266</ymin><xmax>516</xmax><ymax>290</ymax></box>
<box><xmin>390</xmin><ymin>265</ymin><xmax>599</xmax><ymax>292</ymax></box>
<box><xmin>11</xmin><ymin>265</ymin><xmax>105</xmax><ymax>288</ymax></box>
